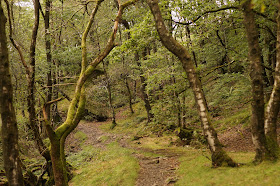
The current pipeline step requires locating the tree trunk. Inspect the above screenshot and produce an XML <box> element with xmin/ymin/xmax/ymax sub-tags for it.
<box><xmin>182</xmin><ymin>94</ymin><xmax>187</xmax><ymax>128</ymax></box>
<box><xmin>43</xmin><ymin>1</ymin><xmax>136</xmax><ymax>185</ymax></box>
<box><xmin>27</xmin><ymin>0</ymin><xmax>40</xmax><ymax>138</ymax></box>
<box><xmin>5</xmin><ymin>0</ymin><xmax>51</xmax><ymax>165</ymax></box>
<box><xmin>44</xmin><ymin>0</ymin><xmax>53</xmax><ymax>121</ymax></box>
<box><xmin>119</xmin><ymin>28</ymin><xmax>134</xmax><ymax>114</ymax></box>
<box><xmin>135</xmin><ymin>51</ymin><xmax>154</xmax><ymax>123</ymax></box>
<box><xmin>103</xmin><ymin>61</ymin><xmax>117</xmax><ymax>128</ymax></box>
<box><xmin>268</xmin><ymin>38</ymin><xmax>276</xmax><ymax>86</ymax></box>
<box><xmin>242</xmin><ymin>0</ymin><xmax>269</xmax><ymax>162</ymax></box>
<box><xmin>44</xmin><ymin>118</ymin><xmax>68</xmax><ymax>186</ymax></box>
<box><xmin>125</xmin><ymin>77</ymin><xmax>134</xmax><ymax>114</ymax></box>
<box><xmin>264</xmin><ymin>0</ymin><xmax>280</xmax><ymax>159</ymax></box>
<box><xmin>0</xmin><ymin>1</ymin><xmax>24</xmax><ymax>184</ymax></box>
<box><xmin>186</xmin><ymin>24</ymin><xmax>198</xmax><ymax>67</ymax></box>
<box><xmin>171</xmin><ymin>72</ymin><xmax>182</xmax><ymax>128</ymax></box>
<box><xmin>147</xmin><ymin>0</ymin><xmax>236</xmax><ymax>167</ymax></box>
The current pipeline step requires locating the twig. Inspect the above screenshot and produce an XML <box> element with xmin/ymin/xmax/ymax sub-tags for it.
<box><xmin>172</xmin><ymin>6</ymin><xmax>239</xmax><ymax>25</ymax></box>
<box><xmin>43</xmin><ymin>83</ymin><xmax>76</xmax><ymax>88</ymax></box>
<box><xmin>205</xmin><ymin>60</ymin><xmax>236</xmax><ymax>76</ymax></box>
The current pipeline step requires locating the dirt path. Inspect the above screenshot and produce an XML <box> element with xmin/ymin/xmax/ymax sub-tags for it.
<box><xmin>66</xmin><ymin>121</ymin><xmax>181</xmax><ymax>186</ymax></box>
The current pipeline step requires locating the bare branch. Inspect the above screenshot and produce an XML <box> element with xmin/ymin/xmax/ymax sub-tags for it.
<box><xmin>173</xmin><ymin>5</ymin><xmax>276</xmax><ymax>26</ymax></box>
<box><xmin>173</xmin><ymin>6</ymin><xmax>239</xmax><ymax>25</ymax></box>
<box><xmin>253</xmin><ymin>10</ymin><xmax>276</xmax><ymax>23</ymax></box>
<box><xmin>4</xmin><ymin>0</ymin><xmax>30</xmax><ymax>74</ymax></box>
<box><xmin>205</xmin><ymin>60</ymin><xmax>236</xmax><ymax>76</ymax></box>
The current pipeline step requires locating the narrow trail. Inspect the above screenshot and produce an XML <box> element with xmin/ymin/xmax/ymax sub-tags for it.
<box><xmin>66</xmin><ymin>121</ymin><xmax>181</xmax><ymax>186</ymax></box>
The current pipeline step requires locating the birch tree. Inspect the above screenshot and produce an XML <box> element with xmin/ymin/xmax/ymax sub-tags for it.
<box><xmin>147</xmin><ymin>0</ymin><xmax>237</xmax><ymax>167</ymax></box>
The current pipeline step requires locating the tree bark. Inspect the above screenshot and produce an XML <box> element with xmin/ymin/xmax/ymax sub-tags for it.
<box><xmin>264</xmin><ymin>0</ymin><xmax>280</xmax><ymax>159</ymax></box>
<box><xmin>242</xmin><ymin>0</ymin><xmax>269</xmax><ymax>162</ymax></box>
<box><xmin>0</xmin><ymin>1</ymin><xmax>24</xmax><ymax>184</ymax></box>
<box><xmin>44</xmin><ymin>0</ymin><xmax>53</xmax><ymax>121</ymax></box>
<box><xmin>147</xmin><ymin>0</ymin><xmax>236</xmax><ymax>167</ymax></box>
<box><xmin>103</xmin><ymin>61</ymin><xmax>117</xmax><ymax>128</ymax></box>
<box><xmin>5</xmin><ymin>0</ymin><xmax>51</xmax><ymax>162</ymax></box>
<box><xmin>125</xmin><ymin>77</ymin><xmax>134</xmax><ymax>114</ymax></box>
<box><xmin>268</xmin><ymin>40</ymin><xmax>276</xmax><ymax>86</ymax></box>
<box><xmin>119</xmin><ymin>28</ymin><xmax>134</xmax><ymax>114</ymax></box>
<box><xmin>135</xmin><ymin>51</ymin><xmax>154</xmax><ymax>123</ymax></box>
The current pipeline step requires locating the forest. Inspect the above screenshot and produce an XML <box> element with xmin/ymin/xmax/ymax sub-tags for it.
<box><xmin>0</xmin><ymin>0</ymin><xmax>280</xmax><ymax>185</ymax></box>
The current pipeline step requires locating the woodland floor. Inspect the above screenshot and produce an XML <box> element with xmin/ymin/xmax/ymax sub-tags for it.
<box><xmin>65</xmin><ymin>109</ymin><xmax>280</xmax><ymax>185</ymax></box>
<box><xmin>66</xmin><ymin>120</ymin><xmax>181</xmax><ymax>186</ymax></box>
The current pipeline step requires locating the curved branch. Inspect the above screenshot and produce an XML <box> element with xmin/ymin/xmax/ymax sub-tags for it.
<box><xmin>173</xmin><ymin>5</ymin><xmax>276</xmax><ymax>26</ymax></box>
<box><xmin>173</xmin><ymin>6</ymin><xmax>239</xmax><ymax>25</ymax></box>
<box><xmin>55</xmin><ymin>0</ymin><xmax>139</xmax><ymax>138</ymax></box>
<box><xmin>4</xmin><ymin>0</ymin><xmax>30</xmax><ymax>74</ymax></box>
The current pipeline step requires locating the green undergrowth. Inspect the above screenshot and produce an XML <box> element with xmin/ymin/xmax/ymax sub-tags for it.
<box><xmin>100</xmin><ymin>102</ymin><xmax>149</xmax><ymax>136</ymax></box>
<box><xmin>74</xmin><ymin>131</ymin><xmax>87</xmax><ymax>143</ymax></box>
<box><xmin>176</xmin><ymin>151</ymin><xmax>280</xmax><ymax>185</ymax></box>
<box><xmin>213</xmin><ymin>106</ymin><xmax>251</xmax><ymax>131</ymax></box>
<box><xmin>68</xmin><ymin>142</ymin><xmax>139</xmax><ymax>186</ymax></box>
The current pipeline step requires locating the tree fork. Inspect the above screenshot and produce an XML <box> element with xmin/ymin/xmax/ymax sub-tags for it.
<box><xmin>43</xmin><ymin>0</ymin><xmax>138</xmax><ymax>185</ymax></box>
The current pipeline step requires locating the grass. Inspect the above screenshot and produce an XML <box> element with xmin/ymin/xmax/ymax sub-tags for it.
<box><xmin>135</xmin><ymin>135</ymin><xmax>178</xmax><ymax>150</ymax></box>
<box><xmin>68</xmin><ymin>142</ymin><xmax>139</xmax><ymax>186</ymax></box>
<box><xmin>74</xmin><ymin>131</ymin><xmax>87</xmax><ymax>143</ymax></box>
<box><xmin>176</xmin><ymin>151</ymin><xmax>280</xmax><ymax>185</ymax></box>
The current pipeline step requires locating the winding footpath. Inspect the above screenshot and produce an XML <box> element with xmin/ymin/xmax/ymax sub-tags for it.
<box><xmin>66</xmin><ymin>121</ymin><xmax>181</xmax><ymax>186</ymax></box>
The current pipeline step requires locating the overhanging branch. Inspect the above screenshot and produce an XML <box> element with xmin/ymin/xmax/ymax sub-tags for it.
<box><xmin>173</xmin><ymin>6</ymin><xmax>239</xmax><ymax>25</ymax></box>
<box><xmin>173</xmin><ymin>5</ymin><xmax>276</xmax><ymax>26</ymax></box>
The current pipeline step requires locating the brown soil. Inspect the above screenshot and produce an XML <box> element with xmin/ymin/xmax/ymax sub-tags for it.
<box><xmin>219</xmin><ymin>126</ymin><xmax>254</xmax><ymax>152</ymax></box>
<box><xmin>219</xmin><ymin>124</ymin><xmax>280</xmax><ymax>152</ymax></box>
<box><xmin>66</xmin><ymin>120</ymin><xmax>180</xmax><ymax>186</ymax></box>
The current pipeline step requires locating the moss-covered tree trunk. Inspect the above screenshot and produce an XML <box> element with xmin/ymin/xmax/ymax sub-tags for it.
<box><xmin>0</xmin><ymin>1</ymin><xmax>24</xmax><ymax>184</ymax></box>
<box><xmin>242</xmin><ymin>0</ymin><xmax>270</xmax><ymax>162</ymax></box>
<box><xmin>147</xmin><ymin>0</ymin><xmax>237</xmax><ymax>167</ymax></box>
<box><xmin>264</xmin><ymin>0</ymin><xmax>280</xmax><ymax>159</ymax></box>
<box><xmin>42</xmin><ymin>1</ymin><xmax>137</xmax><ymax>185</ymax></box>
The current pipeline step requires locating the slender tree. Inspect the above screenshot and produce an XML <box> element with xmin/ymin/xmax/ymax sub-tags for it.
<box><xmin>4</xmin><ymin>0</ymin><xmax>51</xmax><ymax>162</ymax></box>
<box><xmin>147</xmin><ymin>0</ymin><xmax>237</xmax><ymax>167</ymax></box>
<box><xmin>43</xmin><ymin>0</ymin><xmax>53</xmax><ymax>121</ymax></box>
<box><xmin>103</xmin><ymin>61</ymin><xmax>117</xmax><ymax>128</ymax></box>
<box><xmin>0</xmin><ymin>0</ymin><xmax>24</xmax><ymax>184</ymax></box>
<box><xmin>264</xmin><ymin>0</ymin><xmax>280</xmax><ymax>159</ymax></box>
<box><xmin>135</xmin><ymin>50</ymin><xmax>154</xmax><ymax>123</ymax></box>
<box><xmin>242</xmin><ymin>0</ymin><xmax>271</xmax><ymax>162</ymax></box>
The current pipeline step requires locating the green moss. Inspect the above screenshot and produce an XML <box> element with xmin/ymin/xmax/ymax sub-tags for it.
<box><xmin>176</xmin><ymin>151</ymin><xmax>280</xmax><ymax>185</ymax></box>
<box><xmin>266</xmin><ymin>137</ymin><xmax>280</xmax><ymax>160</ymax></box>
<box><xmin>74</xmin><ymin>131</ymin><xmax>87</xmax><ymax>142</ymax></box>
<box><xmin>69</xmin><ymin>142</ymin><xmax>139</xmax><ymax>186</ymax></box>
